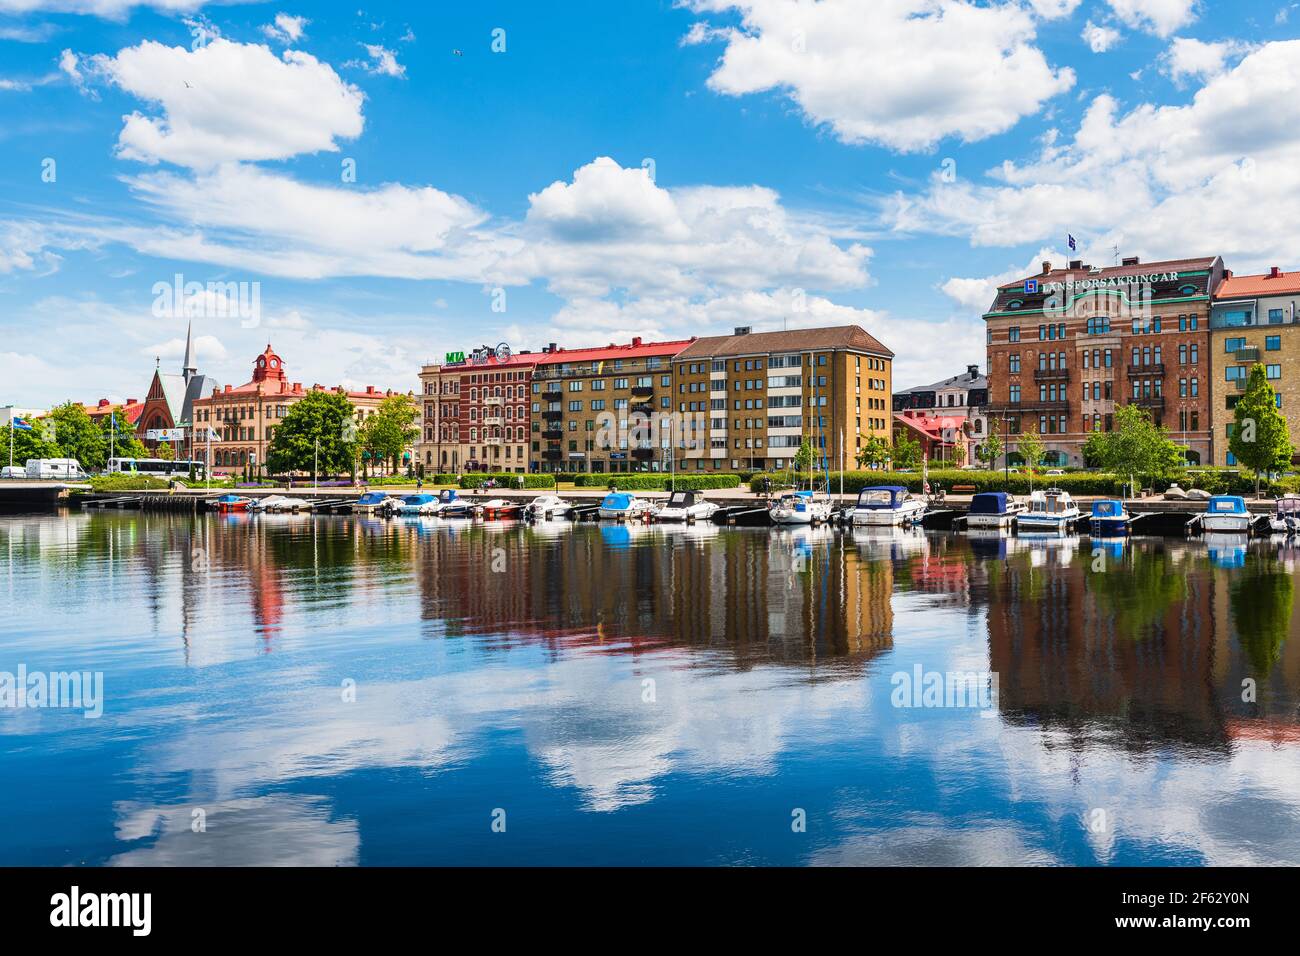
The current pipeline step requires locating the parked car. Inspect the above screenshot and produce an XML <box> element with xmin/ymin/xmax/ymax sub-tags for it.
<box><xmin>1</xmin><ymin>465</ymin><xmax>26</xmax><ymax>479</ymax></box>
<box><xmin>1044</xmin><ymin>469</ymin><xmax>1065</xmax><ymax>476</ymax></box>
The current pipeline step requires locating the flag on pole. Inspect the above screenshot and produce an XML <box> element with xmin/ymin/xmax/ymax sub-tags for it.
<box><xmin>1068</xmin><ymin>234</ymin><xmax>1077</xmax><ymax>252</ymax></box>
<box><xmin>12</xmin><ymin>417</ymin><xmax>33</xmax><ymax>432</ymax></box>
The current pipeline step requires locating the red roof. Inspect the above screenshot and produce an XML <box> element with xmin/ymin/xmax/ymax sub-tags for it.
<box><xmin>195</xmin><ymin>344</ymin><xmax>399</xmax><ymax>402</ymax></box>
<box><xmin>84</xmin><ymin>398</ymin><xmax>144</xmax><ymax>424</ymax></box>
<box><xmin>1214</xmin><ymin>268</ymin><xmax>1300</xmax><ymax>298</ymax></box>
<box><xmin>532</xmin><ymin>337</ymin><xmax>693</xmax><ymax>367</ymax></box>
<box><xmin>893</xmin><ymin>411</ymin><xmax>967</xmax><ymax>441</ymax></box>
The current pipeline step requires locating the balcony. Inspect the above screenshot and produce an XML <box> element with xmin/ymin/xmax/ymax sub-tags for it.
<box><xmin>484</xmin><ymin>395</ymin><xmax>503</xmax><ymax>406</ymax></box>
<box><xmin>482</xmin><ymin>415</ymin><xmax>503</xmax><ymax>426</ymax></box>
<box><xmin>631</xmin><ymin>447</ymin><xmax>656</xmax><ymax>460</ymax></box>
<box><xmin>631</xmin><ymin>385</ymin><xmax>654</xmax><ymax>398</ymax></box>
<box><xmin>1234</xmin><ymin>378</ymin><xmax>1248</xmax><ymax>392</ymax></box>
<box><xmin>542</xmin><ymin>428</ymin><xmax>562</xmax><ymax>439</ymax></box>
<box><xmin>985</xmin><ymin>401</ymin><xmax>1069</xmax><ymax>415</ymax></box>
<box><xmin>542</xmin><ymin>449</ymin><xmax>562</xmax><ymax>460</ymax></box>
<box><xmin>1032</xmin><ymin>368</ymin><xmax>1070</xmax><ymax>382</ymax></box>
<box><xmin>541</xmin><ymin>389</ymin><xmax>562</xmax><ymax>402</ymax></box>
<box><xmin>542</xmin><ymin>409</ymin><xmax>563</xmax><ymax>421</ymax></box>
<box><xmin>1127</xmin><ymin>363</ymin><xmax>1166</xmax><ymax>377</ymax></box>
<box><xmin>1130</xmin><ymin>396</ymin><xmax>1165</xmax><ymax>411</ymax></box>
<box><xmin>1235</xmin><ymin>347</ymin><xmax>1261</xmax><ymax>363</ymax></box>
<box><xmin>632</xmin><ymin>401</ymin><xmax>655</xmax><ymax>415</ymax></box>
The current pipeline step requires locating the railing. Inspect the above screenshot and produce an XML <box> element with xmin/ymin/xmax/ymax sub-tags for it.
<box><xmin>1127</xmin><ymin>363</ymin><xmax>1166</xmax><ymax>376</ymax></box>
<box><xmin>631</xmin><ymin>386</ymin><xmax>654</xmax><ymax>397</ymax></box>
<box><xmin>542</xmin><ymin>428</ymin><xmax>562</xmax><ymax>439</ymax></box>
<box><xmin>986</xmin><ymin>401</ymin><xmax>1068</xmax><ymax>414</ymax></box>
<box><xmin>1032</xmin><ymin>368</ymin><xmax>1070</xmax><ymax>382</ymax></box>
<box><xmin>542</xmin><ymin>449</ymin><xmax>562</xmax><ymax>460</ymax></box>
<box><xmin>482</xmin><ymin>415</ymin><xmax>503</xmax><ymax>426</ymax></box>
<box><xmin>541</xmin><ymin>389</ymin><xmax>562</xmax><ymax>402</ymax></box>
<box><xmin>1235</xmin><ymin>347</ymin><xmax>1261</xmax><ymax>363</ymax></box>
<box><xmin>1130</xmin><ymin>396</ymin><xmax>1165</xmax><ymax>410</ymax></box>
<box><xmin>541</xmin><ymin>409</ymin><xmax>563</xmax><ymax>421</ymax></box>
<box><xmin>631</xmin><ymin>447</ymin><xmax>656</xmax><ymax>460</ymax></box>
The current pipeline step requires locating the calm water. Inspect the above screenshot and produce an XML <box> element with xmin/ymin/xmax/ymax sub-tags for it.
<box><xmin>2</xmin><ymin>510</ymin><xmax>1299</xmax><ymax>866</ymax></box>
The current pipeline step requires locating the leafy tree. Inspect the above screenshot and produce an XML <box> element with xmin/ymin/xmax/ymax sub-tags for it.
<box><xmin>1229</xmin><ymin>363</ymin><xmax>1293</xmax><ymax>495</ymax></box>
<box><xmin>46</xmin><ymin>402</ymin><xmax>106</xmax><ymax>471</ymax></box>
<box><xmin>856</xmin><ymin>434</ymin><xmax>891</xmax><ymax>469</ymax></box>
<box><xmin>3</xmin><ymin>422</ymin><xmax>60</xmax><ymax>468</ymax></box>
<box><xmin>892</xmin><ymin>432</ymin><xmax>922</xmax><ymax>469</ymax></box>
<box><xmin>99</xmin><ymin>412</ymin><xmax>148</xmax><ymax>462</ymax></box>
<box><xmin>155</xmin><ymin>441</ymin><xmax>176</xmax><ymax>461</ymax></box>
<box><xmin>1015</xmin><ymin>431</ymin><xmax>1045</xmax><ymax>490</ymax></box>
<box><xmin>977</xmin><ymin>430</ymin><xmax>1002</xmax><ymax>468</ymax></box>
<box><xmin>950</xmin><ymin>443</ymin><xmax>966</xmax><ymax>466</ymax></box>
<box><xmin>359</xmin><ymin>394</ymin><xmax>418</xmax><ymax>475</ymax></box>
<box><xmin>266</xmin><ymin>390</ymin><xmax>359</xmax><ymax>477</ymax></box>
<box><xmin>1082</xmin><ymin>403</ymin><xmax>1184</xmax><ymax>496</ymax></box>
<box><xmin>792</xmin><ymin>437</ymin><xmax>814</xmax><ymax>485</ymax></box>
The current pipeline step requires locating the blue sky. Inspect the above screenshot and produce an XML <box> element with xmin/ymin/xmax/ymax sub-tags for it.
<box><xmin>2</xmin><ymin>0</ymin><xmax>1298</xmax><ymax>407</ymax></box>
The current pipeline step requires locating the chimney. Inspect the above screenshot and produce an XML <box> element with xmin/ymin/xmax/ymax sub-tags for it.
<box><xmin>967</xmin><ymin>364</ymin><xmax>979</xmax><ymax>379</ymax></box>
<box><xmin>631</xmin><ymin>336</ymin><xmax>642</xmax><ymax>347</ymax></box>
<box><xmin>127</xmin><ymin>398</ymin><xmax>137</xmax><ymax>405</ymax></box>
<box><xmin>1271</xmin><ymin>266</ymin><xmax>1282</xmax><ymax>278</ymax></box>
<box><xmin>734</xmin><ymin>326</ymin><xmax>752</xmax><ymax>335</ymax></box>
<box><xmin>1041</xmin><ymin>260</ymin><xmax>1051</xmax><ymax>275</ymax></box>
<box><xmin>1068</xmin><ymin>259</ymin><xmax>1083</xmax><ymax>270</ymax></box>
<box><xmin>292</xmin><ymin>382</ymin><xmax>302</xmax><ymax>391</ymax></box>
<box><xmin>98</xmin><ymin>398</ymin><xmax>110</xmax><ymax>408</ymax></box>
<box><xmin>548</xmin><ymin>342</ymin><xmax>557</xmax><ymax>353</ymax></box>
<box><xmin>366</xmin><ymin>385</ymin><xmax>376</xmax><ymax>394</ymax></box>
<box><xmin>1121</xmin><ymin>256</ymin><xmax>1140</xmax><ymax>266</ymax></box>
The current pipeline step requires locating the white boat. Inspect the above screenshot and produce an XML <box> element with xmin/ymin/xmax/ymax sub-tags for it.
<box><xmin>1201</xmin><ymin>495</ymin><xmax>1251</xmax><ymax>533</ymax></box>
<box><xmin>346</xmin><ymin>491</ymin><xmax>392</xmax><ymax>514</ymax></box>
<box><xmin>1269</xmin><ymin>494</ymin><xmax>1300</xmax><ymax>534</ymax></box>
<box><xmin>964</xmin><ymin>491</ymin><xmax>1027</xmax><ymax>529</ymax></box>
<box><xmin>654</xmin><ymin>490</ymin><xmax>719</xmax><ymax>523</ymax></box>
<box><xmin>848</xmin><ymin>485</ymin><xmax>926</xmax><ymax>526</ymax></box>
<box><xmin>1015</xmin><ymin>488</ymin><xmax>1080</xmax><ymax>532</ymax></box>
<box><xmin>247</xmin><ymin>495</ymin><xmax>288</xmax><ymax>512</ymax></box>
<box><xmin>267</xmin><ymin>496</ymin><xmax>311</xmax><ymax>513</ymax></box>
<box><xmin>769</xmin><ymin>490</ymin><xmax>834</xmax><ymax>525</ymax></box>
<box><xmin>428</xmin><ymin>489</ymin><xmax>473</xmax><ymax>516</ymax></box>
<box><xmin>476</xmin><ymin>497</ymin><xmax>524</xmax><ymax>520</ymax></box>
<box><xmin>598</xmin><ymin>491</ymin><xmax>655</xmax><ymax>521</ymax></box>
<box><xmin>525</xmin><ymin>494</ymin><xmax>573</xmax><ymax>520</ymax></box>
<box><xmin>395</xmin><ymin>493</ymin><xmax>440</xmax><ymax>515</ymax></box>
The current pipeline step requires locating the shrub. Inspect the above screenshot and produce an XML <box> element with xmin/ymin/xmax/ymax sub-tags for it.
<box><xmin>578</xmin><ymin>473</ymin><xmax>743</xmax><ymax>491</ymax></box>
<box><xmin>88</xmin><ymin>474</ymin><xmax>171</xmax><ymax>492</ymax></box>
<box><xmin>458</xmin><ymin>473</ymin><xmax>555</xmax><ymax>489</ymax></box>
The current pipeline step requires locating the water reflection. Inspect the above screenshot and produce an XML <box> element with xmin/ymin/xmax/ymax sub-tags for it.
<box><xmin>2</xmin><ymin>512</ymin><xmax>1299</xmax><ymax>865</ymax></box>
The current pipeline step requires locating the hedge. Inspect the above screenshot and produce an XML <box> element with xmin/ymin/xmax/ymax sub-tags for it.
<box><xmin>88</xmin><ymin>474</ymin><xmax>171</xmax><ymax>492</ymax></box>
<box><xmin>747</xmin><ymin>468</ymin><xmax>1283</xmax><ymax>497</ymax></box>
<box><xmin>458</xmin><ymin>473</ymin><xmax>555</xmax><ymax>489</ymax></box>
<box><xmin>581</xmin><ymin>474</ymin><xmax>743</xmax><ymax>491</ymax></box>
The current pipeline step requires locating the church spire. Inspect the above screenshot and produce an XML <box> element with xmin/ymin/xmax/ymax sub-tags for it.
<box><xmin>182</xmin><ymin>320</ymin><xmax>197</xmax><ymax>383</ymax></box>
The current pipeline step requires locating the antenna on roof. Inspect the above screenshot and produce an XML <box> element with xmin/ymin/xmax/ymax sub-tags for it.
<box><xmin>1113</xmin><ymin>244</ymin><xmax>1119</xmax><ymax>266</ymax></box>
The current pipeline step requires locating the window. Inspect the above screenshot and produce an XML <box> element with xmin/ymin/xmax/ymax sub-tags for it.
<box><xmin>1009</xmin><ymin>327</ymin><xmax>1021</xmax><ymax>342</ymax></box>
<box><xmin>1267</xmin><ymin>364</ymin><xmax>1282</xmax><ymax>379</ymax></box>
<box><xmin>1190</xmin><ymin>378</ymin><xmax>1198</xmax><ymax>397</ymax></box>
<box><xmin>1190</xmin><ymin>344</ymin><xmax>1199</xmax><ymax>364</ymax></box>
<box><xmin>1009</xmin><ymin>354</ymin><xmax>1021</xmax><ymax>374</ymax></box>
<box><xmin>1269</xmin><ymin>308</ymin><xmax>1285</xmax><ymax>324</ymax></box>
<box><xmin>1267</xmin><ymin>335</ymin><xmax>1281</xmax><ymax>351</ymax></box>
<box><xmin>1009</xmin><ymin>385</ymin><xmax>1021</xmax><ymax>403</ymax></box>
<box><xmin>1038</xmin><ymin>325</ymin><xmax>1046</xmax><ymax>341</ymax></box>
<box><xmin>1225</xmin><ymin>337</ymin><xmax>1246</xmax><ymax>352</ymax></box>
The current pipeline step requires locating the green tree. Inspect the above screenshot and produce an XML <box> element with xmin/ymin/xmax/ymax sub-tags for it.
<box><xmin>99</xmin><ymin>412</ymin><xmax>148</xmax><ymax>462</ymax></box>
<box><xmin>1082</xmin><ymin>402</ymin><xmax>1184</xmax><ymax>497</ymax></box>
<box><xmin>1229</xmin><ymin>363</ymin><xmax>1293</xmax><ymax>495</ymax></box>
<box><xmin>1015</xmin><ymin>431</ymin><xmax>1045</xmax><ymax>490</ymax></box>
<box><xmin>856</xmin><ymin>434</ymin><xmax>891</xmax><ymax>469</ymax></box>
<box><xmin>2</xmin><ymin>422</ymin><xmax>60</xmax><ymax>469</ymax></box>
<box><xmin>266</xmin><ymin>390</ymin><xmax>359</xmax><ymax>477</ymax></box>
<box><xmin>977</xmin><ymin>430</ymin><xmax>1002</xmax><ymax>468</ymax></box>
<box><xmin>792</xmin><ymin>438</ymin><xmax>814</xmax><ymax>487</ymax></box>
<box><xmin>46</xmin><ymin>402</ymin><xmax>106</xmax><ymax>471</ymax></box>
<box><xmin>359</xmin><ymin>394</ymin><xmax>418</xmax><ymax>475</ymax></box>
<box><xmin>892</xmin><ymin>432</ymin><xmax>922</xmax><ymax>469</ymax></box>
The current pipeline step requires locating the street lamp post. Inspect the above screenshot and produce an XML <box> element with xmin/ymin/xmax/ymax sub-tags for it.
<box><xmin>313</xmin><ymin>436</ymin><xmax>319</xmax><ymax>492</ymax></box>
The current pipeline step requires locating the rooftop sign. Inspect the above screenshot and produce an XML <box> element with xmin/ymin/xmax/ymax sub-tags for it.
<box><xmin>1041</xmin><ymin>271</ymin><xmax>1181</xmax><ymax>294</ymax></box>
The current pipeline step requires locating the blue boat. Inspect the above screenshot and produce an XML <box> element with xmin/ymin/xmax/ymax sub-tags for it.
<box><xmin>965</xmin><ymin>491</ymin><xmax>1026</xmax><ymax>529</ymax></box>
<box><xmin>1089</xmin><ymin>499</ymin><xmax>1130</xmax><ymax>536</ymax></box>
<box><xmin>395</xmin><ymin>493</ymin><xmax>438</xmax><ymax>516</ymax></box>
<box><xmin>598</xmin><ymin>492</ymin><xmax>653</xmax><ymax>521</ymax></box>
<box><xmin>1201</xmin><ymin>495</ymin><xmax>1251</xmax><ymax>533</ymax></box>
<box><xmin>347</xmin><ymin>491</ymin><xmax>391</xmax><ymax>514</ymax></box>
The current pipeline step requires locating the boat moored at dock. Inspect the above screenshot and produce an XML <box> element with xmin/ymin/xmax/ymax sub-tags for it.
<box><xmin>394</xmin><ymin>493</ymin><xmax>439</xmax><ymax>516</ymax></box>
<box><xmin>1201</xmin><ymin>495</ymin><xmax>1251</xmax><ymax>533</ymax></box>
<box><xmin>598</xmin><ymin>491</ymin><xmax>655</xmax><ymax>521</ymax></box>
<box><xmin>346</xmin><ymin>491</ymin><xmax>393</xmax><ymax>514</ymax></box>
<box><xmin>210</xmin><ymin>494</ymin><xmax>251</xmax><ymax>513</ymax></box>
<box><xmin>429</xmin><ymin>489</ymin><xmax>473</xmax><ymax>517</ymax></box>
<box><xmin>1089</xmin><ymin>499</ymin><xmax>1131</xmax><ymax>536</ymax></box>
<box><xmin>848</xmin><ymin>485</ymin><xmax>926</xmax><ymax>526</ymax></box>
<box><xmin>1016</xmin><ymin>488</ymin><xmax>1080</xmax><ymax>533</ymax></box>
<box><xmin>964</xmin><ymin>491</ymin><xmax>1026</xmax><ymax>529</ymax></box>
<box><xmin>769</xmin><ymin>490</ymin><xmax>834</xmax><ymax>525</ymax></box>
<box><xmin>654</xmin><ymin>490</ymin><xmax>719</xmax><ymax>523</ymax></box>
<box><xmin>477</xmin><ymin>498</ymin><xmax>523</xmax><ymax>520</ymax></box>
<box><xmin>1270</xmin><ymin>494</ymin><xmax>1300</xmax><ymax>534</ymax></box>
<box><xmin>525</xmin><ymin>494</ymin><xmax>573</xmax><ymax>520</ymax></box>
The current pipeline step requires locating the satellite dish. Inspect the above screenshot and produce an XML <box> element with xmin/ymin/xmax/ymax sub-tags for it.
<box><xmin>494</xmin><ymin>342</ymin><xmax>512</xmax><ymax>362</ymax></box>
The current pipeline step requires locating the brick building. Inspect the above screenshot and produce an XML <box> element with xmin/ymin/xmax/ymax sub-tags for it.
<box><xmin>983</xmin><ymin>256</ymin><xmax>1225</xmax><ymax>467</ymax></box>
<box><xmin>416</xmin><ymin>346</ymin><xmax>540</xmax><ymax>474</ymax></box>
<box><xmin>193</xmin><ymin>344</ymin><xmax>405</xmax><ymax>474</ymax></box>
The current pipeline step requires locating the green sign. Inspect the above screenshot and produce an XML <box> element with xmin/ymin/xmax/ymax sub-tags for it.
<box><xmin>445</xmin><ymin>351</ymin><xmax>465</xmax><ymax>364</ymax></box>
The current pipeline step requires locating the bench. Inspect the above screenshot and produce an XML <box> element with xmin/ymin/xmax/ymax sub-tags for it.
<box><xmin>951</xmin><ymin>484</ymin><xmax>977</xmax><ymax>494</ymax></box>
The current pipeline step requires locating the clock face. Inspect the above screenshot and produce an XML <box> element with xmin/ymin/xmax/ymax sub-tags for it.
<box><xmin>494</xmin><ymin>342</ymin><xmax>512</xmax><ymax>362</ymax></box>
